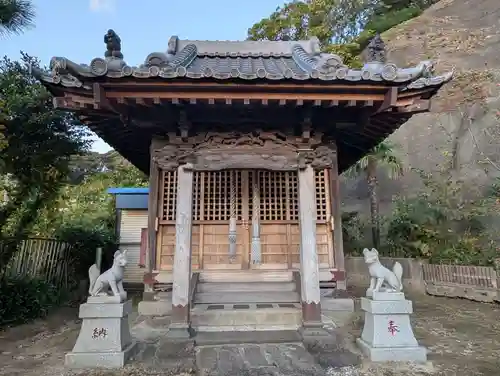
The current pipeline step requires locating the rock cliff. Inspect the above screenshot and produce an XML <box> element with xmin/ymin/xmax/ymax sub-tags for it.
<box><xmin>342</xmin><ymin>0</ymin><xmax>500</xmax><ymax>212</ymax></box>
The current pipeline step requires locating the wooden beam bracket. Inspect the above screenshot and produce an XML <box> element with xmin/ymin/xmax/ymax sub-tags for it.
<box><xmin>301</xmin><ymin>120</ymin><xmax>311</xmax><ymax>142</ymax></box>
<box><xmin>93</xmin><ymin>83</ymin><xmax>113</xmax><ymax>111</ymax></box>
<box><xmin>178</xmin><ymin>109</ymin><xmax>191</xmax><ymax>141</ymax></box>
<box><xmin>374</xmin><ymin>87</ymin><xmax>398</xmax><ymax>114</ymax></box>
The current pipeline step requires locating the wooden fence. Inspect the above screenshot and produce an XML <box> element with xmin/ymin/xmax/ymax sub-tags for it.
<box><xmin>422</xmin><ymin>263</ymin><xmax>499</xmax><ymax>302</ymax></box>
<box><xmin>422</xmin><ymin>264</ymin><xmax>498</xmax><ymax>289</ymax></box>
<box><xmin>346</xmin><ymin>256</ymin><xmax>500</xmax><ymax>303</ymax></box>
<box><xmin>1</xmin><ymin>238</ymin><xmax>73</xmax><ymax>289</ymax></box>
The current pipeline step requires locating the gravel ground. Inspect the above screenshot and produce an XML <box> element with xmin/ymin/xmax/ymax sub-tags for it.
<box><xmin>0</xmin><ymin>289</ymin><xmax>498</xmax><ymax>376</ymax></box>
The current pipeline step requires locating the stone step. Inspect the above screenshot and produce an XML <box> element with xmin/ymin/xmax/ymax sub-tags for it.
<box><xmin>194</xmin><ymin>330</ymin><xmax>302</xmax><ymax>346</ymax></box>
<box><xmin>195</xmin><ymin>324</ymin><xmax>301</xmax><ymax>332</ymax></box>
<box><xmin>191</xmin><ymin>305</ymin><xmax>302</xmax><ymax>330</ymax></box>
<box><xmin>199</xmin><ymin>270</ymin><xmax>293</xmax><ymax>283</ymax></box>
<box><xmin>197</xmin><ymin>282</ymin><xmax>296</xmax><ymax>293</ymax></box>
<box><xmin>194</xmin><ymin>291</ymin><xmax>300</xmax><ymax>304</ymax></box>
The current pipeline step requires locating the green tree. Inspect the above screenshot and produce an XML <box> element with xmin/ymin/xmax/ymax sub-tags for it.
<box><xmin>68</xmin><ymin>149</ymin><xmax>145</xmax><ymax>184</ymax></box>
<box><xmin>247</xmin><ymin>0</ymin><xmax>437</xmax><ymax>67</ymax></box>
<box><xmin>0</xmin><ymin>54</ymin><xmax>87</xmax><ymax>270</ymax></box>
<box><xmin>246</xmin><ymin>0</ymin><xmax>364</xmax><ymax>66</ymax></box>
<box><xmin>33</xmin><ymin>161</ymin><xmax>147</xmax><ymax>236</ymax></box>
<box><xmin>344</xmin><ymin>141</ymin><xmax>404</xmax><ymax>248</ymax></box>
<box><xmin>0</xmin><ymin>0</ymin><xmax>34</xmax><ymax>36</ymax></box>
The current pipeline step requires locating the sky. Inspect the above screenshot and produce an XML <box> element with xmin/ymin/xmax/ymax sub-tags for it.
<box><xmin>2</xmin><ymin>0</ymin><xmax>282</xmax><ymax>153</ymax></box>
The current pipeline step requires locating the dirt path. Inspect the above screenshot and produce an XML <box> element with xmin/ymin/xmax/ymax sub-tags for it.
<box><xmin>0</xmin><ymin>292</ymin><xmax>499</xmax><ymax>376</ymax></box>
<box><xmin>0</xmin><ymin>307</ymin><xmax>81</xmax><ymax>376</ymax></box>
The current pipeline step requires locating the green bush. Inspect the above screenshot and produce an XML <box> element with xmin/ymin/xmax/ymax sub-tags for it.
<box><xmin>55</xmin><ymin>221</ymin><xmax>117</xmax><ymax>281</ymax></box>
<box><xmin>342</xmin><ymin>211</ymin><xmax>373</xmax><ymax>255</ymax></box>
<box><xmin>0</xmin><ymin>277</ymin><xmax>66</xmax><ymax>327</ymax></box>
<box><xmin>384</xmin><ymin>172</ymin><xmax>499</xmax><ymax>266</ymax></box>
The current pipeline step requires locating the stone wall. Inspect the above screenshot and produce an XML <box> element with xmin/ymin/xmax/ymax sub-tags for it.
<box><xmin>345</xmin><ymin>257</ymin><xmax>427</xmax><ymax>293</ymax></box>
<box><xmin>345</xmin><ymin>257</ymin><xmax>500</xmax><ymax>303</ymax></box>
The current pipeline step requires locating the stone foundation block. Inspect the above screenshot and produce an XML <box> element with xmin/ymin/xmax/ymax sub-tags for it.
<box><xmin>356</xmin><ymin>338</ymin><xmax>427</xmax><ymax>362</ymax></box>
<box><xmin>138</xmin><ymin>300</ymin><xmax>172</xmax><ymax>316</ymax></box>
<box><xmin>320</xmin><ymin>297</ymin><xmax>354</xmax><ymax>312</ymax></box>
<box><xmin>300</xmin><ymin>321</ymin><xmax>331</xmax><ymax>341</ymax></box>
<box><xmin>168</xmin><ymin>322</ymin><xmax>193</xmax><ymax>339</ymax></box>
<box><xmin>65</xmin><ymin>299</ymin><xmax>137</xmax><ymax>369</ymax></box>
<box><xmin>65</xmin><ymin>342</ymin><xmax>137</xmax><ymax>369</ymax></box>
<box><xmin>357</xmin><ymin>295</ymin><xmax>427</xmax><ymax>363</ymax></box>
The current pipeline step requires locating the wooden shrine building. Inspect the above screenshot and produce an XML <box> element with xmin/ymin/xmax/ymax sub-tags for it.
<box><xmin>33</xmin><ymin>31</ymin><xmax>452</xmax><ymax>338</ymax></box>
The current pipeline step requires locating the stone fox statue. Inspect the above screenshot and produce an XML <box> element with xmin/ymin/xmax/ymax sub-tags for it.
<box><xmin>88</xmin><ymin>250</ymin><xmax>128</xmax><ymax>298</ymax></box>
<box><xmin>363</xmin><ymin>248</ymin><xmax>403</xmax><ymax>294</ymax></box>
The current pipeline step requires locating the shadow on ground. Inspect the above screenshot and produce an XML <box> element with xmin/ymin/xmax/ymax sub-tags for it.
<box><xmin>0</xmin><ymin>287</ymin><xmax>499</xmax><ymax>375</ymax></box>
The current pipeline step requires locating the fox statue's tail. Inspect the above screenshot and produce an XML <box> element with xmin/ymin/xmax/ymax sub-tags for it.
<box><xmin>392</xmin><ymin>261</ymin><xmax>403</xmax><ymax>291</ymax></box>
<box><xmin>88</xmin><ymin>264</ymin><xmax>100</xmax><ymax>295</ymax></box>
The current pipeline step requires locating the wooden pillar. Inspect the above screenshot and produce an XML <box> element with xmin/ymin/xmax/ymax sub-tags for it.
<box><xmin>251</xmin><ymin>171</ymin><xmax>262</xmax><ymax>264</ymax></box>
<box><xmin>169</xmin><ymin>163</ymin><xmax>194</xmax><ymax>338</ymax></box>
<box><xmin>298</xmin><ymin>164</ymin><xmax>322</xmax><ymax>326</ymax></box>
<box><xmin>329</xmin><ymin>143</ymin><xmax>347</xmax><ymax>290</ymax></box>
<box><xmin>228</xmin><ymin>170</ymin><xmax>237</xmax><ymax>261</ymax></box>
<box><xmin>144</xmin><ymin>156</ymin><xmax>159</xmax><ymax>301</ymax></box>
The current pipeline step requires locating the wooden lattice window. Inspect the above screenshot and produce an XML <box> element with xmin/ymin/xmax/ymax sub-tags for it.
<box><xmin>200</xmin><ymin>171</ymin><xmax>243</xmax><ymax>221</ymax></box>
<box><xmin>161</xmin><ymin>170</ymin><xmax>178</xmax><ymax>221</ymax></box>
<box><xmin>288</xmin><ymin>172</ymin><xmax>299</xmax><ymax>221</ymax></box>
<box><xmin>315</xmin><ymin>170</ymin><xmax>328</xmax><ymax>221</ymax></box>
<box><xmin>160</xmin><ymin>169</ymin><xmax>328</xmax><ymax>223</ymax></box>
<box><xmin>249</xmin><ymin>170</ymin><xmax>327</xmax><ymax>222</ymax></box>
<box><xmin>192</xmin><ymin>172</ymin><xmax>202</xmax><ymax>221</ymax></box>
<box><xmin>251</xmin><ymin>171</ymin><xmax>291</xmax><ymax>221</ymax></box>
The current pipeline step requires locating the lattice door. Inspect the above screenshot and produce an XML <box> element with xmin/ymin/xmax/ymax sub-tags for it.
<box><xmin>200</xmin><ymin>171</ymin><xmax>248</xmax><ymax>268</ymax></box>
<box><xmin>156</xmin><ymin>168</ymin><xmax>333</xmax><ymax>271</ymax></box>
<box><xmin>248</xmin><ymin>170</ymin><xmax>330</xmax><ymax>268</ymax></box>
<box><xmin>247</xmin><ymin>171</ymin><xmax>290</xmax><ymax>267</ymax></box>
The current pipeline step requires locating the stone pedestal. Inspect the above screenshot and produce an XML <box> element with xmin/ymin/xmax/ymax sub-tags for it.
<box><xmin>65</xmin><ymin>297</ymin><xmax>137</xmax><ymax>369</ymax></box>
<box><xmin>356</xmin><ymin>292</ymin><xmax>427</xmax><ymax>363</ymax></box>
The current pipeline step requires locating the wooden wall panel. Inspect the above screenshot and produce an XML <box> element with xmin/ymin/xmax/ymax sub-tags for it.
<box><xmin>158</xmin><ymin>225</ymin><xmax>175</xmax><ymax>270</ymax></box>
<box><xmin>316</xmin><ymin>224</ymin><xmax>330</xmax><ymax>267</ymax></box>
<box><xmin>289</xmin><ymin>224</ymin><xmax>330</xmax><ymax>268</ymax></box>
<box><xmin>158</xmin><ymin>224</ymin><xmax>200</xmax><ymax>270</ymax></box>
<box><xmin>257</xmin><ymin>224</ymin><xmax>288</xmax><ymax>267</ymax></box>
<box><xmin>202</xmin><ymin>224</ymin><xmax>246</xmax><ymax>268</ymax></box>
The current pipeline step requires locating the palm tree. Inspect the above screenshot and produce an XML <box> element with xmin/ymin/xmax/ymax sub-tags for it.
<box><xmin>345</xmin><ymin>141</ymin><xmax>404</xmax><ymax>248</ymax></box>
<box><xmin>0</xmin><ymin>0</ymin><xmax>34</xmax><ymax>36</ymax></box>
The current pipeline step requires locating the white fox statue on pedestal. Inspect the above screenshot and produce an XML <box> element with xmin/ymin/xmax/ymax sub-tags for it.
<box><xmin>363</xmin><ymin>248</ymin><xmax>403</xmax><ymax>296</ymax></box>
<box><xmin>66</xmin><ymin>249</ymin><xmax>137</xmax><ymax>368</ymax></box>
<box><xmin>357</xmin><ymin>248</ymin><xmax>427</xmax><ymax>363</ymax></box>
<box><xmin>88</xmin><ymin>250</ymin><xmax>128</xmax><ymax>300</ymax></box>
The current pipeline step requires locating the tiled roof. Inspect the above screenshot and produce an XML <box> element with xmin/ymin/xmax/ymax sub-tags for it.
<box><xmin>32</xmin><ymin>33</ymin><xmax>453</xmax><ymax>89</ymax></box>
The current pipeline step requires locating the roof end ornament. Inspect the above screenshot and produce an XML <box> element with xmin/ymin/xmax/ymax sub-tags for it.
<box><xmin>364</xmin><ymin>33</ymin><xmax>387</xmax><ymax>64</ymax></box>
<box><xmin>104</xmin><ymin>29</ymin><xmax>123</xmax><ymax>60</ymax></box>
<box><xmin>361</xmin><ymin>33</ymin><xmax>398</xmax><ymax>81</ymax></box>
<box><xmin>168</xmin><ymin>36</ymin><xmax>179</xmax><ymax>55</ymax></box>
